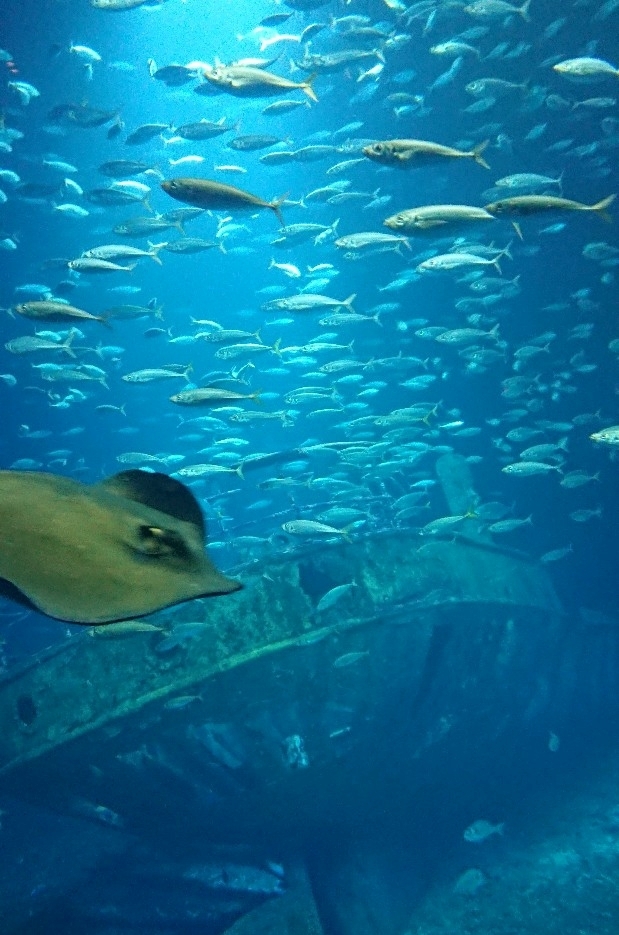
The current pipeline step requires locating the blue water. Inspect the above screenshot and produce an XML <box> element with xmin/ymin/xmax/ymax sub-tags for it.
<box><xmin>1</xmin><ymin>0</ymin><xmax>619</xmax><ymax>930</ymax></box>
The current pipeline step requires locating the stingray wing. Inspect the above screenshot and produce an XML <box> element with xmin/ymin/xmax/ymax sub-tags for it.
<box><xmin>0</xmin><ymin>470</ymin><xmax>241</xmax><ymax>624</ymax></box>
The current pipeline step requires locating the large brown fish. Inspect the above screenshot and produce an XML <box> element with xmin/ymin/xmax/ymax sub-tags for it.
<box><xmin>363</xmin><ymin>138</ymin><xmax>490</xmax><ymax>170</ymax></box>
<box><xmin>0</xmin><ymin>469</ymin><xmax>241</xmax><ymax>624</ymax></box>
<box><xmin>13</xmin><ymin>300</ymin><xmax>109</xmax><ymax>326</ymax></box>
<box><xmin>161</xmin><ymin>178</ymin><xmax>287</xmax><ymax>224</ymax></box>
<box><xmin>201</xmin><ymin>64</ymin><xmax>317</xmax><ymax>102</ymax></box>
<box><xmin>484</xmin><ymin>193</ymin><xmax>616</xmax><ymax>220</ymax></box>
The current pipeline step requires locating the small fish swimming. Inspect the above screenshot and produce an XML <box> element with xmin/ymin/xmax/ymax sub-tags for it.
<box><xmin>590</xmin><ymin>425</ymin><xmax>619</xmax><ymax>446</ymax></box>
<box><xmin>384</xmin><ymin>204</ymin><xmax>495</xmax><ymax>232</ymax></box>
<box><xmin>553</xmin><ymin>57</ymin><xmax>619</xmax><ymax>81</ymax></box>
<box><xmin>333</xmin><ymin>650</ymin><xmax>369</xmax><ymax>667</ymax></box>
<box><xmin>463</xmin><ymin>819</ymin><xmax>505</xmax><ymax>843</ymax></box>
<box><xmin>169</xmin><ymin>387</ymin><xmax>261</xmax><ymax>406</ymax></box>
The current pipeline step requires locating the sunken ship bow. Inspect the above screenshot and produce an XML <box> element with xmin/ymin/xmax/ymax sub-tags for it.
<box><xmin>0</xmin><ymin>454</ymin><xmax>618</xmax><ymax>935</ymax></box>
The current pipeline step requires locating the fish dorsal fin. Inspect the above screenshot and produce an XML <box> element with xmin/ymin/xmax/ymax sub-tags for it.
<box><xmin>95</xmin><ymin>470</ymin><xmax>206</xmax><ymax>540</ymax></box>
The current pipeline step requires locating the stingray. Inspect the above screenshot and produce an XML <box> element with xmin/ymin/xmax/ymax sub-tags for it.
<box><xmin>0</xmin><ymin>469</ymin><xmax>242</xmax><ymax>624</ymax></box>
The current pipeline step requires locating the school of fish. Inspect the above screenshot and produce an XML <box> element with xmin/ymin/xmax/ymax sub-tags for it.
<box><xmin>1</xmin><ymin>0</ymin><xmax>618</xmax><ymax>615</ymax></box>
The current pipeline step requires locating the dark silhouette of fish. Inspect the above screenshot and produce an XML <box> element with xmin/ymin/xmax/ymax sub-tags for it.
<box><xmin>0</xmin><ymin>469</ymin><xmax>241</xmax><ymax>624</ymax></box>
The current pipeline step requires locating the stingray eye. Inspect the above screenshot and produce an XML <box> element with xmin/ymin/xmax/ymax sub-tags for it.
<box><xmin>137</xmin><ymin>525</ymin><xmax>191</xmax><ymax>561</ymax></box>
<box><xmin>137</xmin><ymin>525</ymin><xmax>167</xmax><ymax>556</ymax></box>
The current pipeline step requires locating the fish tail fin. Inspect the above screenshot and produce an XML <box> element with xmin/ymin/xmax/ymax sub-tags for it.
<box><xmin>62</xmin><ymin>332</ymin><xmax>77</xmax><ymax>357</ymax></box>
<box><xmin>557</xmin><ymin>168</ymin><xmax>565</xmax><ymax>195</ymax></box>
<box><xmin>174</xmin><ymin>220</ymin><xmax>186</xmax><ymax>235</ymax></box>
<box><xmin>99</xmin><ymin>315</ymin><xmax>113</xmax><ymax>330</ymax></box>
<box><xmin>183</xmin><ymin>364</ymin><xmax>193</xmax><ymax>381</ymax></box>
<box><xmin>271</xmin><ymin>192</ymin><xmax>290</xmax><ymax>226</ymax></box>
<box><xmin>422</xmin><ymin>402</ymin><xmax>440</xmax><ymax>426</ymax></box>
<box><xmin>344</xmin><ymin>293</ymin><xmax>357</xmax><ymax>310</ymax></box>
<box><xmin>236</xmin><ymin>464</ymin><xmax>245</xmax><ymax>479</ymax></box>
<box><xmin>472</xmin><ymin>139</ymin><xmax>490</xmax><ymax>170</ymax></box>
<box><xmin>373</xmin><ymin>312</ymin><xmax>383</xmax><ymax>326</ymax></box>
<box><xmin>519</xmin><ymin>0</ymin><xmax>531</xmax><ymax>20</ymax></box>
<box><xmin>488</xmin><ymin>323</ymin><xmax>500</xmax><ymax>342</ymax></box>
<box><xmin>302</xmin><ymin>73</ymin><xmax>318</xmax><ymax>103</ymax></box>
<box><xmin>251</xmin><ymin>389</ymin><xmax>263</xmax><ymax>405</ymax></box>
<box><xmin>272</xmin><ymin>338</ymin><xmax>282</xmax><ymax>357</ymax></box>
<box><xmin>148</xmin><ymin>240</ymin><xmax>165</xmax><ymax>264</ymax></box>
<box><xmin>592</xmin><ymin>193</ymin><xmax>616</xmax><ymax>222</ymax></box>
